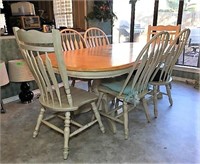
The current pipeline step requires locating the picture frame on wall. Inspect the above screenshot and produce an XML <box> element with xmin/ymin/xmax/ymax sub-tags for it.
<box><xmin>21</xmin><ymin>16</ymin><xmax>41</xmax><ymax>29</ymax></box>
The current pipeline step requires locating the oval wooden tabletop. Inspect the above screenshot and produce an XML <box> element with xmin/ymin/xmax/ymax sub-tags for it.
<box><xmin>46</xmin><ymin>42</ymin><xmax>145</xmax><ymax>78</ymax></box>
<box><xmin>51</xmin><ymin>42</ymin><xmax>144</xmax><ymax>70</ymax></box>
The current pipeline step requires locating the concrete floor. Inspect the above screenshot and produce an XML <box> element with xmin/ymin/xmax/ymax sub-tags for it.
<box><xmin>1</xmin><ymin>81</ymin><xmax>200</xmax><ymax>163</ymax></box>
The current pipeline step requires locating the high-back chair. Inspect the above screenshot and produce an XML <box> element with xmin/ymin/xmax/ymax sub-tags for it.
<box><xmin>60</xmin><ymin>28</ymin><xmax>91</xmax><ymax>90</ymax></box>
<box><xmin>147</xmin><ymin>24</ymin><xmax>181</xmax><ymax>43</ymax></box>
<box><xmin>147</xmin><ymin>24</ymin><xmax>181</xmax><ymax>91</ymax></box>
<box><xmin>60</xmin><ymin>28</ymin><xmax>86</xmax><ymax>50</ymax></box>
<box><xmin>84</xmin><ymin>27</ymin><xmax>110</xmax><ymax>47</ymax></box>
<box><xmin>149</xmin><ymin>28</ymin><xmax>190</xmax><ymax>118</ymax></box>
<box><xmin>97</xmin><ymin>31</ymin><xmax>170</xmax><ymax>139</ymax></box>
<box><xmin>13</xmin><ymin>27</ymin><xmax>105</xmax><ymax>160</ymax></box>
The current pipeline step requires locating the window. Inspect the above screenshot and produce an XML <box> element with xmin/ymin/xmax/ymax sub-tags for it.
<box><xmin>0</xmin><ymin>0</ymin><xmax>6</xmax><ymax>29</ymax></box>
<box><xmin>0</xmin><ymin>14</ymin><xmax>6</xmax><ymax>29</ymax></box>
<box><xmin>0</xmin><ymin>0</ymin><xmax>3</xmax><ymax>8</ymax></box>
<box><xmin>53</xmin><ymin>0</ymin><xmax>73</xmax><ymax>28</ymax></box>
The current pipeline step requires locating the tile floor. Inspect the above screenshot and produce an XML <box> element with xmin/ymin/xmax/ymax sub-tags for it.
<box><xmin>1</xmin><ymin>81</ymin><xmax>200</xmax><ymax>163</ymax></box>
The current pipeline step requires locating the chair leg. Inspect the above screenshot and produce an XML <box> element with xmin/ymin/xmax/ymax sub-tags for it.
<box><xmin>88</xmin><ymin>80</ymin><xmax>92</xmax><ymax>92</ymax></box>
<box><xmin>1</xmin><ymin>101</ymin><xmax>6</xmax><ymax>113</ymax></box>
<box><xmin>71</xmin><ymin>79</ymin><xmax>76</xmax><ymax>87</ymax></box>
<box><xmin>153</xmin><ymin>85</ymin><xmax>158</xmax><ymax>118</ymax></box>
<box><xmin>63</xmin><ymin>112</ymin><xmax>70</xmax><ymax>160</ymax></box>
<box><xmin>123</xmin><ymin>102</ymin><xmax>129</xmax><ymax>140</ymax></box>
<box><xmin>157</xmin><ymin>86</ymin><xmax>163</xmax><ymax>99</ymax></box>
<box><xmin>96</xmin><ymin>92</ymin><xmax>104</xmax><ymax>110</ymax></box>
<box><xmin>102</xmin><ymin>94</ymin><xmax>117</xmax><ymax>134</ymax></box>
<box><xmin>165</xmin><ymin>84</ymin><xmax>173</xmax><ymax>106</ymax></box>
<box><xmin>91</xmin><ymin>102</ymin><xmax>105</xmax><ymax>133</ymax></box>
<box><xmin>169</xmin><ymin>82</ymin><xmax>172</xmax><ymax>89</ymax></box>
<box><xmin>141</xmin><ymin>98</ymin><xmax>151</xmax><ymax>122</ymax></box>
<box><xmin>33</xmin><ymin>107</ymin><xmax>45</xmax><ymax>138</ymax></box>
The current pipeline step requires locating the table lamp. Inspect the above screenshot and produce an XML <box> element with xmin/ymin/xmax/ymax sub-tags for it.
<box><xmin>0</xmin><ymin>61</ymin><xmax>9</xmax><ymax>113</ymax></box>
<box><xmin>8</xmin><ymin>59</ymin><xmax>35</xmax><ymax>103</ymax></box>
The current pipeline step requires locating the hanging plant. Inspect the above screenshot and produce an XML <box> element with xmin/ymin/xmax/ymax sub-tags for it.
<box><xmin>86</xmin><ymin>0</ymin><xmax>117</xmax><ymax>22</ymax></box>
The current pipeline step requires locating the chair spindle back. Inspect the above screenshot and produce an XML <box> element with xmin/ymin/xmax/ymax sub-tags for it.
<box><xmin>84</xmin><ymin>27</ymin><xmax>110</xmax><ymax>47</ymax></box>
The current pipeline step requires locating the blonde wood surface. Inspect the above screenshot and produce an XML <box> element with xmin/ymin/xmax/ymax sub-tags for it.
<box><xmin>43</xmin><ymin>42</ymin><xmax>145</xmax><ymax>79</ymax></box>
<box><xmin>147</xmin><ymin>24</ymin><xmax>181</xmax><ymax>43</ymax></box>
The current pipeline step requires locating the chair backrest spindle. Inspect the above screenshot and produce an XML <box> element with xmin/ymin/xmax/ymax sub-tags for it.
<box><xmin>84</xmin><ymin>27</ymin><xmax>110</xmax><ymax>47</ymax></box>
<box><xmin>60</xmin><ymin>29</ymin><xmax>87</xmax><ymax>51</ymax></box>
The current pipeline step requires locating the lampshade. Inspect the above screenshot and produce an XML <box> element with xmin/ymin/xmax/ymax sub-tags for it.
<box><xmin>8</xmin><ymin>59</ymin><xmax>34</xmax><ymax>82</ymax></box>
<box><xmin>0</xmin><ymin>61</ymin><xmax>9</xmax><ymax>86</ymax></box>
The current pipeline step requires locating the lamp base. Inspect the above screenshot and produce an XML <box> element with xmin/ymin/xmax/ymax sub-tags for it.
<box><xmin>1</xmin><ymin>102</ymin><xmax>6</xmax><ymax>113</ymax></box>
<box><xmin>19</xmin><ymin>82</ymin><xmax>34</xmax><ymax>103</ymax></box>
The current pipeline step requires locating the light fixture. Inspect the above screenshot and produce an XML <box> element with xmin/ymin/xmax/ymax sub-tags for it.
<box><xmin>0</xmin><ymin>60</ymin><xmax>9</xmax><ymax>113</ymax></box>
<box><xmin>8</xmin><ymin>59</ymin><xmax>35</xmax><ymax>103</ymax></box>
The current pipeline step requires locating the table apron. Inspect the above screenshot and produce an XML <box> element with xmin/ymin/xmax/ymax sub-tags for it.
<box><xmin>54</xmin><ymin>67</ymin><xmax>131</xmax><ymax>79</ymax></box>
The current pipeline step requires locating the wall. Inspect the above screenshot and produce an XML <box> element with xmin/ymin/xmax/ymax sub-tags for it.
<box><xmin>0</xmin><ymin>36</ymin><xmax>38</xmax><ymax>99</ymax></box>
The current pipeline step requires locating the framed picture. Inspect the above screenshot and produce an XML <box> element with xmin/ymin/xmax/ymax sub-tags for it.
<box><xmin>21</xmin><ymin>16</ymin><xmax>41</xmax><ymax>29</ymax></box>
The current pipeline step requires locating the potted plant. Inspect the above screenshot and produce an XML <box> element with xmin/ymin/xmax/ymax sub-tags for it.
<box><xmin>86</xmin><ymin>0</ymin><xmax>117</xmax><ymax>22</ymax></box>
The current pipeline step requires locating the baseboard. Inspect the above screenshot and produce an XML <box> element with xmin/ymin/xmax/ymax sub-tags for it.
<box><xmin>2</xmin><ymin>89</ymin><xmax>40</xmax><ymax>104</ymax></box>
<box><xmin>172</xmin><ymin>76</ymin><xmax>196</xmax><ymax>85</ymax></box>
<box><xmin>2</xmin><ymin>83</ymin><xmax>64</xmax><ymax>104</ymax></box>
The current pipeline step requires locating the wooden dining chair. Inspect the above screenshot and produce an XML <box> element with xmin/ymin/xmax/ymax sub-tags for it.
<box><xmin>147</xmin><ymin>24</ymin><xmax>181</xmax><ymax>93</ymax></box>
<box><xmin>60</xmin><ymin>28</ymin><xmax>92</xmax><ymax>90</ymax></box>
<box><xmin>13</xmin><ymin>27</ymin><xmax>105</xmax><ymax>160</ymax></box>
<box><xmin>149</xmin><ymin>28</ymin><xmax>190</xmax><ymax>118</ymax></box>
<box><xmin>147</xmin><ymin>24</ymin><xmax>181</xmax><ymax>43</ymax></box>
<box><xmin>97</xmin><ymin>31</ymin><xmax>170</xmax><ymax>139</ymax></box>
<box><xmin>84</xmin><ymin>27</ymin><xmax>110</xmax><ymax>47</ymax></box>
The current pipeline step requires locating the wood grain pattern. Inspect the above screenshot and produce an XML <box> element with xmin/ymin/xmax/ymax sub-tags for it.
<box><xmin>44</xmin><ymin>42</ymin><xmax>145</xmax><ymax>73</ymax></box>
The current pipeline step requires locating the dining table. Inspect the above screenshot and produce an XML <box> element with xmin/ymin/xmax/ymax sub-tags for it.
<box><xmin>42</xmin><ymin>42</ymin><xmax>146</xmax><ymax>132</ymax></box>
<box><xmin>45</xmin><ymin>42</ymin><xmax>145</xmax><ymax>80</ymax></box>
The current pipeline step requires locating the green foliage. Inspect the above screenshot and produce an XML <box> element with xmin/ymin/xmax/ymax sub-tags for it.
<box><xmin>86</xmin><ymin>0</ymin><xmax>117</xmax><ymax>22</ymax></box>
<box><xmin>167</xmin><ymin>0</ymin><xmax>179</xmax><ymax>11</ymax></box>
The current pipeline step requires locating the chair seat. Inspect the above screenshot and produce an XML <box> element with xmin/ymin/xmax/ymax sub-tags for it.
<box><xmin>150</xmin><ymin>76</ymin><xmax>172</xmax><ymax>85</ymax></box>
<box><xmin>150</xmin><ymin>69</ymin><xmax>172</xmax><ymax>84</ymax></box>
<box><xmin>99</xmin><ymin>77</ymin><xmax>148</xmax><ymax>106</ymax></box>
<box><xmin>39</xmin><ymin>86</ymin><xmax>98</xmax><ymax>112</ymax></box>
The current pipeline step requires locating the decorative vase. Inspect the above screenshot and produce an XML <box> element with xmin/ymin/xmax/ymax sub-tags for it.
<box><xmin>19</xmin><ymin>82</ymin><xmax>34</xmax><ymax>103</ymax></box>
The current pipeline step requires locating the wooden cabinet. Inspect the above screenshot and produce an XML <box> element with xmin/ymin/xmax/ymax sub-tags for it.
<box><xmin>72</xmin><ymin>0</ymin><xmax>87</xmax><ymax>30</ymax></box>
